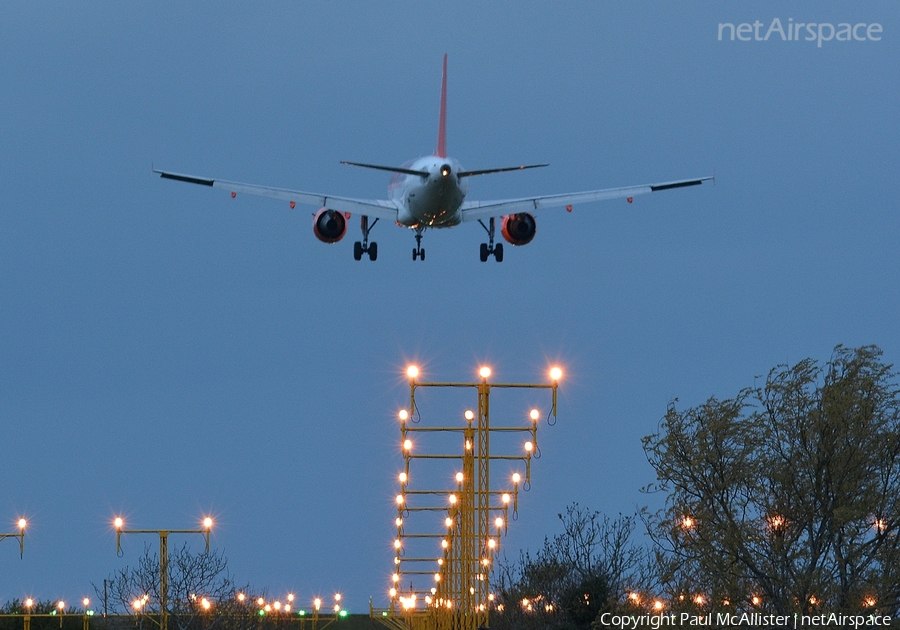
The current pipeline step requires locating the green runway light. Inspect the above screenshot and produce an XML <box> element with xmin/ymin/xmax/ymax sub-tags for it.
<box><xmin>339</xmin><ymin>610</ymin><xmax>348</xmax><ymax>618</ymax></box>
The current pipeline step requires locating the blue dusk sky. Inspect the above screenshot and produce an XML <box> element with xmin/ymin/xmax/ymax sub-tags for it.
<box><xmin>1</xmin><ymin>1</ymin><xmax>898</xmax><ymax>611</ymax></box>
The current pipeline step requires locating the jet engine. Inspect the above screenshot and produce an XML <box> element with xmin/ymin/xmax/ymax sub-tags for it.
<box><xmin>500</xmin><ymin>212</ymin><xmax>537</xmax><ymax>246</ymax></box>
<box><xmin>313</xmin><ymin>208</ymin><xmax>350</xmax><ymax>243</ymax></box>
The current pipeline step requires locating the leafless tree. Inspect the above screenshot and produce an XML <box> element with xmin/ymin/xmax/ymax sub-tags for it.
<box><xmin>493</xmin><ymin>504</ymin><xmax>651</xmax><ymax>630</ymax></box>
<box><xmin>94</xmin><ymin>543</ymin><xmax>256</xmax><ymax>630</ymax></box>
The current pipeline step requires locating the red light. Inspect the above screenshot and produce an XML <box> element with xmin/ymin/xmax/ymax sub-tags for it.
<box><xmin>231</xmin><ymin>192</ymin><xmax>237</xmax><ymax>198</ymax></box>
<box><xmin>626</xmin><ymin>197</ymin><xmax>633</xmax><ymax>203</ymax></box>
<box><xmin>290</xmin><ymin>201</ymin><xmax>296</xmax><ymax>209</ymax></box>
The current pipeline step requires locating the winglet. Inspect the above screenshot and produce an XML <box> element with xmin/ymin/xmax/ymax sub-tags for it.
<box><xmin>435</xmin><ymin>54</ymin><xmax>448</xmax><ymax>158</ymax></box>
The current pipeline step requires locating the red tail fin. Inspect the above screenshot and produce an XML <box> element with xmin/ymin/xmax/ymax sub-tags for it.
<box><xmin>435</xmin><ymin>54</ymin><xmax>447</xmax><ymax>158</ymax></box>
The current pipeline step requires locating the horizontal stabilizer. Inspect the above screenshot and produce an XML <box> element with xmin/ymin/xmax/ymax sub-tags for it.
<box><xmin>458</xmin><ymin>164</ymin><xmax>548</xmax><ymax>177</ymax></box>
<box><xmin>340</xmin><ymin>161</ymin><xmax>428</xmax><ymax>177</ymax></box>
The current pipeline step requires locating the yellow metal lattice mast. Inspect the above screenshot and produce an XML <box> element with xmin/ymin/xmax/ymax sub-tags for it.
<box><xmin>374</xmin><ymin>364</ymin><xmax>561</xmax><ymax>630</ymax></box>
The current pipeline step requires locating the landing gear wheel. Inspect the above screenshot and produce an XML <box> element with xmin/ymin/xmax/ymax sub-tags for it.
<box><xmin>412</xmin><ymin>229</ymin><xmax>426</xmax><ymax>261</ymax></box>
<box><xmin>478</xmin><ymin>217</ymin><xmax>505</xmax><ymax>262</ymax></box>
<box><xmin>356</xmin><ymin>216</ymin><xmax>379</xmax><ymax>261</ymax></box>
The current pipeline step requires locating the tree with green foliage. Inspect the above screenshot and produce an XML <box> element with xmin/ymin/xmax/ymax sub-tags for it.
<box><xmin>642</xmin><ymin>345</ymin><xmax>900</xmax><ymax>616</ymax></box>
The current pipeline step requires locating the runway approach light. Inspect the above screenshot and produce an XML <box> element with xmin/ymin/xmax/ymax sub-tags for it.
<box><xmin>549</xmin><ymin>367</ymin><xmax>562</xmax><ymax>381</ymax></box>
<box><xmin>114</xmin><ymin>517</ymin><xmax>124</xmax><ymax>529</ymax></box>
<box><xmin>17</xmin><ymin>519</ymin><xmax>26</xmax><ymax>530</ymax></box>
<box><xmin>479</xmin><ymin>366</ymin><xmax>492</xmax><ymax>379</ymax></box>
<box><xmin>407</xmin><ymin>366</ymin><xmax>419</xmax><ymax>379</ymax></box>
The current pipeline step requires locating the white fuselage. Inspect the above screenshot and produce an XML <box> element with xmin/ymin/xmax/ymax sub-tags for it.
<box><xmin>390</xmin><ymin>156</ymin><xmax>469</xmax><ymax>228</ymax></box>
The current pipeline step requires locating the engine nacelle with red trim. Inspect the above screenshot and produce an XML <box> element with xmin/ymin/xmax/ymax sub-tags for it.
<box><xmin>312</xmin><ymin>208</ymin><xmax>350</xmax><ymax>243</ymax></box>
<box><xmin>501</xmin><ymin>212</ymin><xmax>537</xmax><ymax>246</ymax></box>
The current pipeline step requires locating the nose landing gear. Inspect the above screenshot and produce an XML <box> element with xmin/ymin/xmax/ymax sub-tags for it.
<box><xmin>353</xmin><ymin>216</ymin><xmax>379</xmax><ymax>261</ymax></box>
<box><xmin>478</xmin><ymin>217</ymin><xmax>504</xmax><ymax>262</ymax></box>
<box><xmin>412</xmin><ymin>228</ymin><xmax>426</xmax><ymax>261</ymax></box>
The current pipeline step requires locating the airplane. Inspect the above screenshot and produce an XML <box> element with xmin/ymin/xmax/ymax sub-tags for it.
<box><xmin>154</xmin><ymin>55</ymin><xmax>712</xmax><ymax>262</ymax></box>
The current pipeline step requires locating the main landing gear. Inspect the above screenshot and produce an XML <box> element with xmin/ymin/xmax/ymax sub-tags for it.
<box><xmin>478</xmin><ymin>217</ymin><xmax>504</xmax><ymax>262</ymax></box>
<box><xmin>412</xmin><ymin>228</ymin><xmax>426</xmax><ymax>261</ymax></box>
<box><xmin>353</xmin><ymin>216</ymin><xmax>379</xmax><ymax>261</ymax></box>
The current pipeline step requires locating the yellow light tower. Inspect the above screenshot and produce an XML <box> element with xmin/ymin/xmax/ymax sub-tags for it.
<box><xmin>374</xmin><ymin>364</ymin><xmax>561</xmax><ymax>630</ymax></box>
<box><xmin>113</xmin><ymin>516</ymin><xmax>213</xmax><ymax>630</ymax></box>
<box><xmin>0</xmin><ymin>518</ymin><xmax>27</xmax><ymax>558</ymax></box>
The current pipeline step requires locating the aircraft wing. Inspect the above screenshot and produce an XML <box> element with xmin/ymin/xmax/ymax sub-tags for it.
<box><xmin>153</xmin><ymin>168</ymin><xmax>400</xmax><ymax>221</ymax></box>
<box><xmin>459</xmin><ymin>175</ymin><xmax>713</xmax><ymax>222</ymax></box>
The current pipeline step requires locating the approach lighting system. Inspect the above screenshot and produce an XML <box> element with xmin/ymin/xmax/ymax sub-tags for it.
<box><xmin>381</xmin><ymin>362</ymin><xmax>560</xmax><ymax>628</ymax></box>
<box><xmin>113</xmin><ymin>516</ymin><xmax>215</xmax><ymax>630</ymax></box>
<box><xmin>1</xmin><ymin>516</ymin><xmax>27</xmax><ymax>557</ymax></box>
